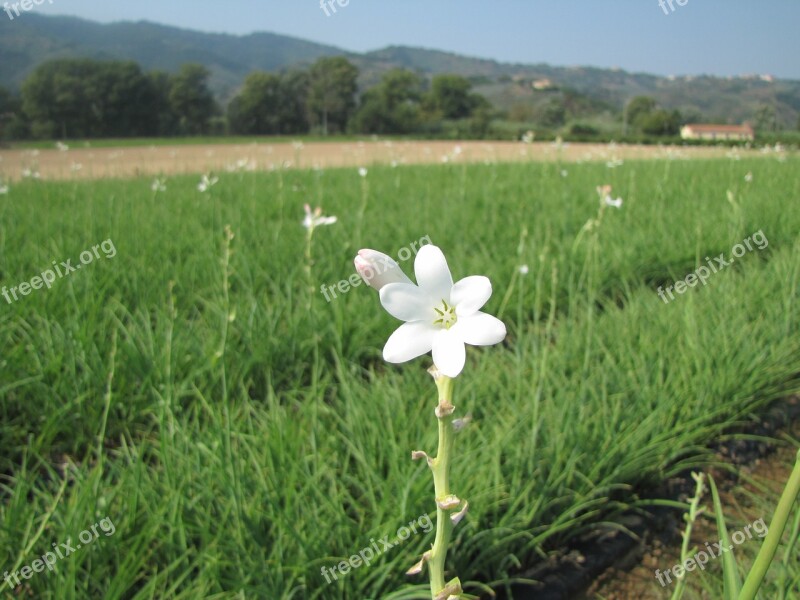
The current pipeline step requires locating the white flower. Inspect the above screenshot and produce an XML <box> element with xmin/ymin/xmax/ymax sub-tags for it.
<box><xmin>21</xmin><ymin>168</ymin><xmax>40</xmax><ymax>180</ymax></box>
<box><xmin>197</xmin><ymin>174</ymin><xmax>218</xmax><ymax>192</ymax></box>
<box><xmin>56</xmin><ymin>141</ymin><xmax>69</xmax><ymax>152</ymax></box>
<box><xmin>360</xmin><ymin>245</ymin><xmax>506</xmax><ymax>378</ymax></box>
<box><xmin>744</xmin><ymin>172</ymin><xmax>753</xmax><ymax>182</ymax></box>
<box><xmin>605</xmin><ymin>158</ymin><xmax>624</xmax><ymax>169</ymax></box>
<box><xmin>597</xmin><ymin>185</ymin><xmax>623</xmax><ymax>208</ymax></box>
<box><xmin>70</xmin><ymin>162</ymin><xmax>83</xmax><ymax>172</ymax></box>
<box><xmin>518</xmin><ymin>264</ymin><xmax>529</xmax><ymax>275</ymax></box>
<box><xmin>0</xmin><ymin>182</ymin><xmax>8</xmax><ymax>195</ymax></box>
<box><xmin>152</xmin><ymin>178</ymin><xmax>167</xmax><ymax>193</ymax></box>
<box><xmin>560</xmin><ymin>169</ymin><xmax>568</xmax><ymax>178</ymax></box>
<box><xmin>358</xmin><ymin>167</ymin><xmax>368</xmax><ymax>178</ymax></box>
<box><xmin>302</xmin><ymin>204</ymin><xmax>337</xmax><ymax>230</ymax></box>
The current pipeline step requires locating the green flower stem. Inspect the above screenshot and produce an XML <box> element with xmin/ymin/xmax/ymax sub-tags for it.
<box><xmin>671</xmin><ymin>473</ymin><xmax>705</xmax><ymax>600</ymax></box>
<box><xmin>429</xmin><ymin>373</ymin><xmax>456</xmax><ymax>598</ymax></box>
<box><xmin>738</xmin><ymin>449</ymin><xmax>800</xmax><ymax>600</ymax></box>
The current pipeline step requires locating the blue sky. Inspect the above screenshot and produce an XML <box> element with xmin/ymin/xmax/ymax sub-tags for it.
<box><xmin>31</xmin><ymin>0</ymin><xmax>800</xmax><ymax>79</ymax></box>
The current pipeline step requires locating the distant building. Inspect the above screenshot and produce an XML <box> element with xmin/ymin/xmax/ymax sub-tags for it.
<box><xmin>532</xmin><ymin>78</ymin><xmax>556</xmax><ymax>90</ymax></box>
<box><xmin>680</xmin><ymin>124</ymin><xmax>754</xmax><ymax>141</ymax></box>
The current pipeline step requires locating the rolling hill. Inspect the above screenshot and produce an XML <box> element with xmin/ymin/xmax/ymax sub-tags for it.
<box><xmin>1</xmin><ymin>14</ymin><xmax>798</xmax><ymax>127</ymax></box>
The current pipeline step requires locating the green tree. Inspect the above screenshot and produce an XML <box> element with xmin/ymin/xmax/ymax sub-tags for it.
<box><xmin>351</xmin><ymin>69</ymin><xmax>423</xmax><ymax>134</ymax></box>
<box><xmin>228</xmin><ymin>70</ymin><xmax>310</xmax><ymax>135</ymax></box>
<box><xmin>147</xmin><ymin>71</ymin><xmax>179</xmax><ymax>136</ymax></box>
<box><xmin>624</xmin><ymin>96</ymin><xmax>657</xmax><ymax>133</ymax></box>
<box><xmin>169</xmin><ymin>64</ymin><xmax>217</xmax><ymax>135</ymax></box>
<box><xmin>0</xmin><ymin>86</ymin><xmax>28</xmax><ymax>140</ymax></box>
<box><xmin>21</xmin><ymin>59</ymin><xmax>158</xmax><ymax>138</ymax></box>
<box><xmin>228</xmin><ymin>72</ymin><xmax>283</xmax><ymax>134</ymax></box>
<box><xmin>277</xmin><ymin>70</ymin><xmax>310</xmax><ymax>134</ymax></box>
<box><xmin>538</xmin><ymin>99</ymin><xmax>566</xmax><ymax>128</ymax></box>
<box><xmin>426</xmin><ymin>74</ymin><xmax>477</xmax><ymax>120</ymax></box>
<box><xmin>640</xmin><ymin>109</ymin><xmax>681</xmax><ymax>136</ymax></box>
<box><xmin>755</xmin><ymin>104</ymin><xmax>778</xmax><ymax>133</ymax></box>
<box><xmin>308</xmin><ymin>57</ymin><xmax>358</xmax><ymax>134</ymax></box>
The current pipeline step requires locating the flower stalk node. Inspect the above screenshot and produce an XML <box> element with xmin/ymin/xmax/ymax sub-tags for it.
<box><xmin>435</xmin><ymin>402</ymin><xmax>456</xmax><ymax>419</ymax></box>
<box><xmin>436</xmin><ymin>495</ymin><xmax>461</xmax><ymax>510</ymax></box>
<box><xmin>434</xmin><ymin>578</ymin><xmax>463</xmax><ymax>600</ymax></box>
<box><xmin>406</xmin><ymin>551</ymin><xmax>432</xmax><ymax>576</ymax></box>
<box><xmin>450</xmin><ymin>500</ymin><xmax>469</xmax><ymax>526</ymax></box>
<box><xmin>412</xmin><ymin>450</ymin><xmax>434</xmax><ymax>467</ymax></box>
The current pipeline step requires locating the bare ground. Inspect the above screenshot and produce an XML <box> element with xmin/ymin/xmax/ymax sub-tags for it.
<box><xmin>0</xmin><ymin>140</ymin><xmax>766</xmax><ymax>182</ymax></box>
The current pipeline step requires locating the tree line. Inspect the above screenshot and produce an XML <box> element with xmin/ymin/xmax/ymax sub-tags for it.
<box><xmin>2</xmin><ymin>56</ymin><xmax>790</xmax><ymax>143</ymax></box>
<box><xmin>0</xmin><ymin>56</ymin><xmax>491</xmax><ymax>140</ymax></box>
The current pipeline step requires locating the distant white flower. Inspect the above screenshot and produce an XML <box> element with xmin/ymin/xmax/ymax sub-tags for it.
<box><xmin>292</xmin><ymin>141</ymin><xmax>305</xmax><ymax>151</ymax></box>
<box><xmin>227</xmin><ymin>158</ymin><xmax>255</xmax><ymax>172</ymax></box>
<box><xmin>518</xmin><ymin>265</ymin><xmax>530</xmax><ymax>275</ymax></box>
<box><xmin>357</xmin><ymin>244</ymin><xmax>506</xmax><ymax>378</ymax></box>
<box><xmin>560</xmin><ymin>169</ymin><xmax>568</xmax><ymax>178</ymax></box>
<box><xmin>522</xmin><ymin>131</ymin><xmax>535</xmax><ymax>144</ymax></box>
<box><xmin>152</xmin><ymin>178</ymin><xmax>167</xmax><ymax>193</ymax></box>
<box><xmin>302</xmin><ymin>203</ymin><xmax>337</xmax><ymax>230</ymax></box>
<box><xmin>744</xmin><ymin>172</ymin><xmax>753</xmax><ymax>182</ymax></box>
<box><xmin>22</xmin><ymin>168</ymin><xmax>41</xmax><ymax>180</ymax></box>
<box><xmin>0</xmin><ymin>181</ymin><xmax>8</xmax><ymax>195</ymax></box>
<box><xmin>605</xmin><ymin>158</ymin><xmax>624</xmax><ymax>169</ymax></box>
<box><xmin>70</xmin><ymin>162</ymin><xmax>83</xmax><ymax>172</ymax></box>
<box><xmin>197</xmin><ymin>174</ymin><xmax>219</xmax><ymax>192</ymax></box>
<box><xmin>390</xmin><ymin>160</ymin><xmax>399</xmax><ymax>168</ymax></box>
<box><xmin>726</xmin><ymin>150</ymin><xmax>741</xmax><ymax>161</ymax></box>
<box><xmin>358</xmin><ymin>167</ymin><xmax>368</xmax><ymax>178</ymax></box>
<box><xmin>597</xmin><ymin>185</ymin><xmax>623</xmax><ymax>208</ymax></box>
<box><xmin>55</xmin><ymin>141</ymin><xmax>69</xmax><ymax>152</ymax></box>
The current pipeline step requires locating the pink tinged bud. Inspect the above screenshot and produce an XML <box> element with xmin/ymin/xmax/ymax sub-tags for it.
<box><xmin>354</xmin><ymin>249</ymin><xmax>413</xmax><ymax>291</ymax></box>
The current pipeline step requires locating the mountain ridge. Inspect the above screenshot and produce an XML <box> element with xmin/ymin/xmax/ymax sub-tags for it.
<box><xmin>1</xmin><ymin>13</ymin><xmax>798</xmax><ymax>127</ymax></box>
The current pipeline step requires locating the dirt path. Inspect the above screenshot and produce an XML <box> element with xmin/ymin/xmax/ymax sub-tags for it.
<box><xmin>589</xmin><ymin>422</ymin><xmax>800</xmax><ymax>600</ymax></box>
<box><xmin>0</xmin><ymin>140</ymin><xmax>767</xmax><ymax>182</ymax></box>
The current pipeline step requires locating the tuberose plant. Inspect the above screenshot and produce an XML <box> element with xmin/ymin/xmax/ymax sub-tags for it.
<box><xmin>355</xmin><ymin>244</ymin><xmax>506</xmax><ymax>599</ymax></box>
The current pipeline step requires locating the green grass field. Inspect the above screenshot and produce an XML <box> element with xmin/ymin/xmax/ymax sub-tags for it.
<box><xmin>1</xmin><ymin>155</ymin><xmax>799</xmax><ymax>599</ymax></box>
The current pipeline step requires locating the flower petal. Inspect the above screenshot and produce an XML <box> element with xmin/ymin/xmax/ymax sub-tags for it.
<box><xmin>355</xmin><ymin>249</ymin><xmax>413</xmax><ymax>290</ymax></box>
<box><xmin>380</xmin><ymin>283</ymin><xmax>435</xmax><ymax>322</ymax></box>
<box><xmin>414</xmin><ymin>245</ymin><xmax>453</xmax><ymax>303</ymax></box>
<box><xmin>452</xmin><ymin>312</ymin><xmax>506</xmax><ymax>346</ymax></box>
<box><xmin>432</xmin><ymin>329</ymin><xmax>467</xmax><ymax>378</ymax></box>
<box><xmin>383</xmin><ymin>321</ymin><xmax>435</xmax><ymax>364</ymax></box>
<box><xmin>451</xmin><ymin>276</ymin><xmax>492</xmax><ymax>316</ymax></box>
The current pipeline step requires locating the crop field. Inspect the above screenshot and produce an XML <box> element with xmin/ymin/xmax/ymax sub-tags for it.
<box><xmin>1</xmin><ymin>151</ymin><xmax>799</xmax><ymax>599</ymax></box>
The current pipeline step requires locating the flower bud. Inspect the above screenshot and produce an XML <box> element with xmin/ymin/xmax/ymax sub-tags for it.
<box><xmin>354</xmin><ymin>249</ymin><xmax>412</xmax><ymax>291</ymax></box>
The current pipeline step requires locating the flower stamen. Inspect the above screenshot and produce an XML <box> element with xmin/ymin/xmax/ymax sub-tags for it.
<box><xmin>432</xmin><ymin>299</ymin><xmax>457</xmax><ymax>330</ymax></box>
